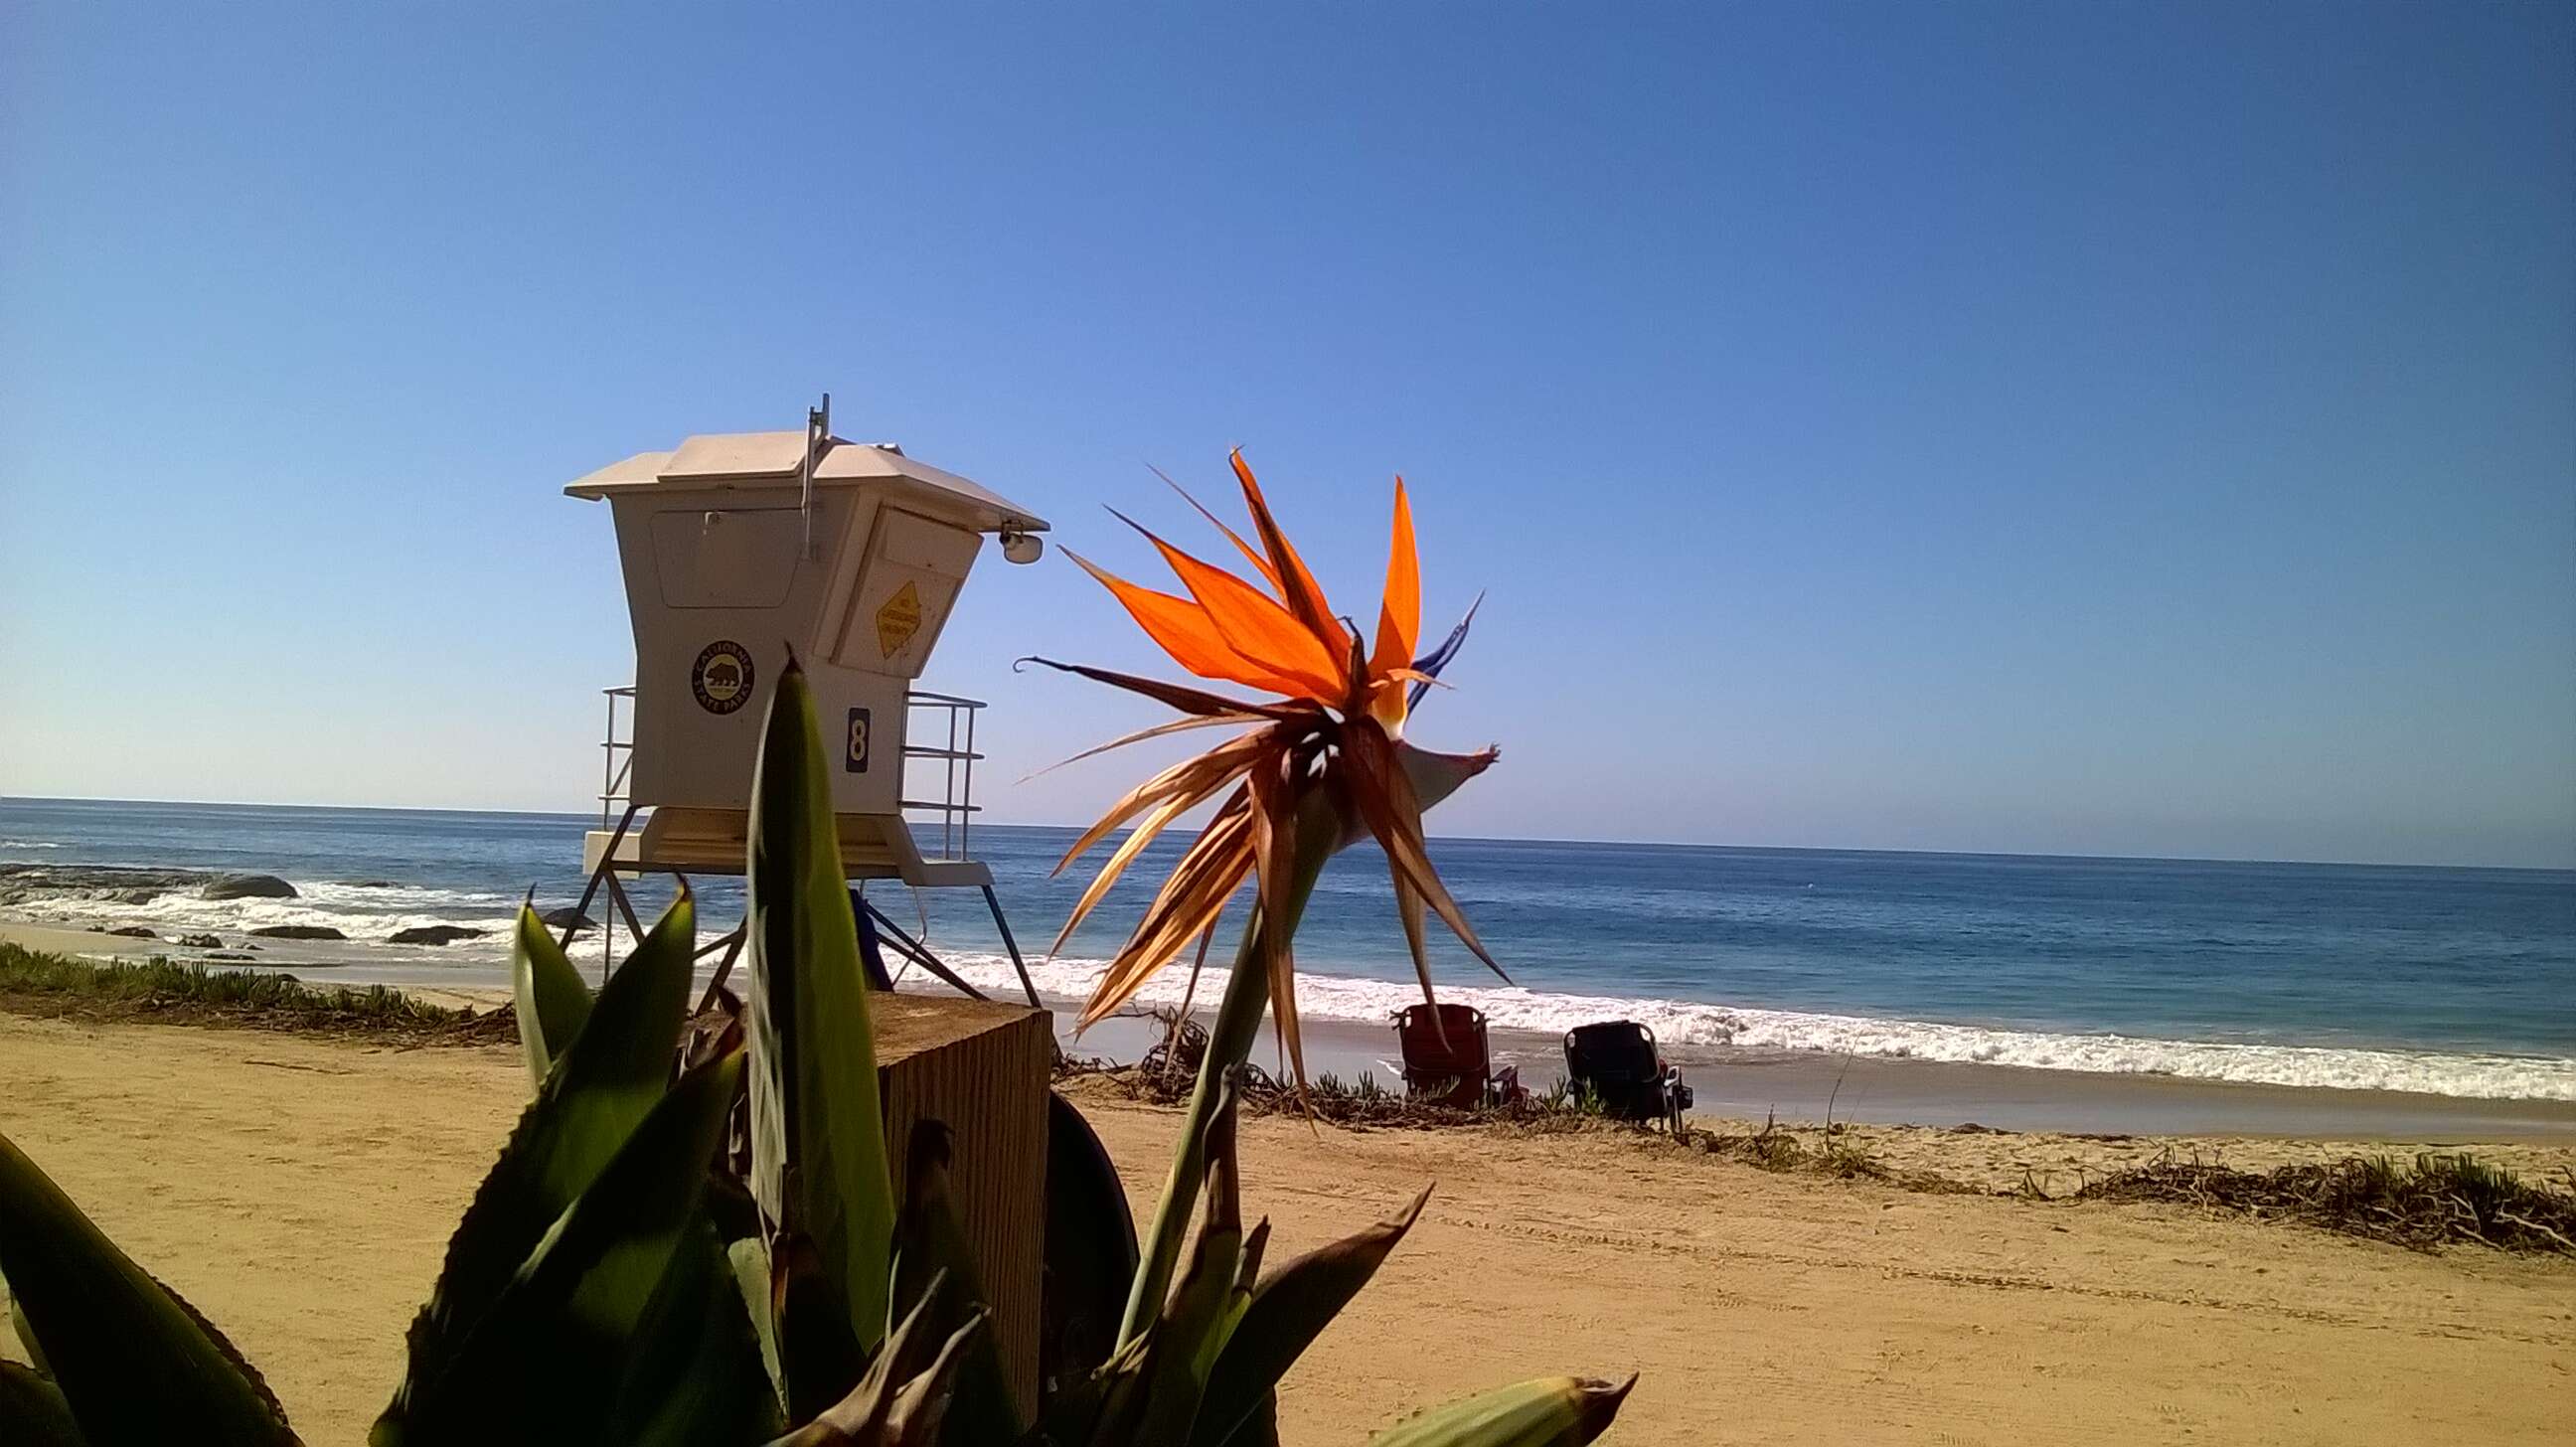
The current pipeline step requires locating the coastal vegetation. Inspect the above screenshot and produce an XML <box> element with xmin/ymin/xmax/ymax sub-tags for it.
<box><xmin>0</xmin><ymin>943</ymin><xmax>509</xmax><ymax>1044</ymax></box>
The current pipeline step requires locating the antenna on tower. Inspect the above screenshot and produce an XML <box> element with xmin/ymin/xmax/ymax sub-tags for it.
<box><xmin>800</xmin><ymin>392</ymin><xmax>831</xmax><ymax>559</ymax></box>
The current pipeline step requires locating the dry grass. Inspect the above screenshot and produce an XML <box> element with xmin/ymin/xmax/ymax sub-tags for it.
<box><xmin>2058</xmin><ymin>1149</ymin><xmax>2576</xmax><ymax>1255</ymax></box>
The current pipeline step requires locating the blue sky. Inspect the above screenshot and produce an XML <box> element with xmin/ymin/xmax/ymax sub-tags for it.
<box><xmin>3</xmin><ymin>2</ymin><xmax>2570</xmax><ymax>868</ymax></box>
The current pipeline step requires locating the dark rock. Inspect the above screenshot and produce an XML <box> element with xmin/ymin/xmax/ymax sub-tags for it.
<box><xmin>0</xmin><ymin>864</ymin><xmax>214</xmax><ymax>909</ymax></box>
<box><xmin>348</xmin><ymin>880</ymin><xmax>400</xmax><ymax>888</ymax></box>
<box><xmin>247</xmin><ymin>924</ymin><xmax>345</xmax><ymax>941</ymax></box>
<box><xmin>204</xmin><ymin>874</ymin><xmax>298</xmax><ymax>900</ymax></box>
<box><xmin>176</xmin><ymin>933</ymin><xmax>225</xmax><ymax>949</ymax></box>
<box><xmin>389</xmin><ymin>924</ymin><xmax>485</xmax><ymax>946</ymax></box>
<box><xmin>540</xmin><ymin>908</ymin><xmax>596</xmax><ymax>932</ymax></box>
<box><xmin>204</xmin><ymin>952</ymin><xmax>257</xmax><ymax>961</ymax></box>
<box><xmin>103</xmin><ymin>925</ymin><xmax>159</xmax><ymax>939</ymax></box>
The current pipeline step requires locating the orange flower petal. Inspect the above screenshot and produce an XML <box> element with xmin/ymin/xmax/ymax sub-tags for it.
<box><xmin>1229</xmin><ymin>449</ymin><xmax>1345</xmax><ymax>660</ymax></box>
<box><xmin>1113</xmin><ymin>512</ymin><xmax>1350</xmax><ymax>702</ymax></box>
<box><xmin>1062</xmin><ymin>550</ymin><xmax>1324</xmax><ymax>699</ymax></box>
<box><xmin>1154</xmin><ymin>463</ymin><xmax>1284</xmax><ymax>595</ymax></box>
<box><xmin>1368</xmin><ymin>476</ymin><xmax>1419</xmax><ymax>680</ymax></box>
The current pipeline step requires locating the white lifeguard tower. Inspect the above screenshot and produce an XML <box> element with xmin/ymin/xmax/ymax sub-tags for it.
<box><xmin>562</xmin><ymin>398</ymin><xmax>1047</xmax><ymax>1003</ymax></box>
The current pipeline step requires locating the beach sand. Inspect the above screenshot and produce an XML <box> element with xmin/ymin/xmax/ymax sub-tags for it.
<box><xmin>2</xmin><ymin>1011</ymin><xmax>2570</xmax><ymax>1444</ymax></box>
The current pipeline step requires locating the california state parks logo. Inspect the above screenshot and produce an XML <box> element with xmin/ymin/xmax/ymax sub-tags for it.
<box><xmin>691</xmin><ymin>640</ymin><xmax>755</xmax><ymax>715</ymax></box>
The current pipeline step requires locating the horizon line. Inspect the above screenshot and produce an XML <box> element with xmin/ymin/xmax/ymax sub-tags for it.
<box><xmin>5</xmin><ymin>793</ymin><xmax>2569</xmax><ymax>877</ymax></box>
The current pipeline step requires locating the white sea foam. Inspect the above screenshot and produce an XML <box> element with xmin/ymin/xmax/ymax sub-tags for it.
<box><xmin>919</xmin><ymin>952</ymin><xmax>2576</xmax><ymax>1103</ymax></box>
<box><xmin>0</xmin><ymin>841</ymin><xmax>65</xmax><ymax>850</ymax></box>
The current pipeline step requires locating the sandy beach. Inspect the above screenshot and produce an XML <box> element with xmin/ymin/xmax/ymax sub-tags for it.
<box><xmin>2</xmin><ymin>1006</ymin><xmax>2569</xmax><ymax>1445</ymax></box>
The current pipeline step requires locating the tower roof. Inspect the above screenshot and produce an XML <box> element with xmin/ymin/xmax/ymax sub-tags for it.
<box><xmin>564</xmin><ymin>431</ymin><xmax>1047</xmax><ymax>534</ymax></box>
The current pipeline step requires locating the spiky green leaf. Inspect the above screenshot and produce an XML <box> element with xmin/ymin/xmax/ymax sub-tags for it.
<box><xmin>608</xmin><ymin>1220</ymin><xmax>784</xmax><ymax>1447</ymax></box>
<box><xmin>512</xmin><ymin>900</ymin><xmax>593</xmax><ymax>1086</ymax></box>
<box><xmin>0</xmin><ymin>1130</ymin><xmax>298</xmax><ymax>1444</ymax></box>
<box><xmin>378</xmin><ymin>894</ymin><xmax>698</xmax><ymax>1436</ymax></box>
<box><xmin>393</xmin><ymin>1051</ymin><xmax>744</xmax><ymax>1442</ymax></box>
<box><xmin>747</xmin><ymin>662</ymin><xmax>895</xmax><ymax>1356</ymax></box>
<box><xmin>1194</xmin><ymin>1185</ymin><xmax>1431</xmax><ymax>1446</ymax></box>
<box><xmin>1367</xmin><ymin>1375</ymin><xmax>1635</xmax><ymax>1447</ymax></box>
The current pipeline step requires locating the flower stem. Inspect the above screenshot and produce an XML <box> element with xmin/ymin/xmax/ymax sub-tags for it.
<box><xmin>1116</xmin><ymin>791</ymin><xmax>1339</xmax><ymax>1348</ymax></box>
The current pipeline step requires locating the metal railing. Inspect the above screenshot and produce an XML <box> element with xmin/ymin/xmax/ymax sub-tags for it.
<box><xmin>599</xmin><ymin>686</ymin><xmax>636</xmax><ymax>828</ymax></box>
<box><xmin>900</xmin><ymin>689</ymin><xmax>984</xmax><ymax>862</ymax></box>
<box><xmin>593</xmin><ymin>683</ymin><xmax>985</xmax><ymax>862</ymax></box>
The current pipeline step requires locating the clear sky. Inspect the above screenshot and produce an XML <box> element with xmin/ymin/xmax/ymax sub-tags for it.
<box><xmin>3</xmin><ymin>2</ymin><xmax>2570</xmax><ymax>869</ymax></box>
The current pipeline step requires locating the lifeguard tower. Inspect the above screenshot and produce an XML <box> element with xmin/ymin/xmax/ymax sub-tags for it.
<box><xmin>562</xmin><ymin>398</ymin><xmax>1047</xmax><ymax>1005</ymax></box>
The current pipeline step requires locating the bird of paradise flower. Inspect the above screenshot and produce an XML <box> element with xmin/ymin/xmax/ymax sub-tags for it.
<box><xmin>1022</xmin><ymin>449</ymin><xmax>1505</xmax><ymax>1088</ymax></box>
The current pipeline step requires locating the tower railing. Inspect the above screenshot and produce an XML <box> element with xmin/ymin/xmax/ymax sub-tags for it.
<box><xmin>592</xmin><ymin>683</ymin><xmax>985</xmax><ymax>862</ymax></box>
<box><xmin>900</xmin><ymin>689</ymin><xmax>985</xmax><ymax>863</ymax></box>
<box><xmin>599</xmin><ymin>685</ymin><xmax>636</xmax><ymax>829</ymax></box>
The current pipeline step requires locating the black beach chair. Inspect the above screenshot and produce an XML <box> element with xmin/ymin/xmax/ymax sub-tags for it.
<box><xmin>1393</xmin><ymin>1003</ymin><xmax>1524</xmax><ymax>1108</ymax></box>
<box><xmin>1563</xmin><ymin>1020</ymin><xmax>1692</xmax><ymax>1133</ymax></box>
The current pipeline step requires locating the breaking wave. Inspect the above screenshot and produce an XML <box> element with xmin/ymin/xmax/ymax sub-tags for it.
<box><xmin>923</xmin><ymin>953</ymin><xmax>2576</xmax><ymax>1103</ymax></box>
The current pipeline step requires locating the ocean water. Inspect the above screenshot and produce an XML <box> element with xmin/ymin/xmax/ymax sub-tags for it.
<box><xmin>4</xmin><ymin>797</ymin><xmax>2572</xmax><ymax>1102</ymax></box>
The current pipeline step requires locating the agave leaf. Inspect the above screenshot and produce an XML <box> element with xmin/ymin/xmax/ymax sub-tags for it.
<box><xmin>0</xmin><ymin>1359</ymin><xmax>86</xmax><ymax>1447</ymax></box>
<box><xmin>608</xmin><ymin>1220</ymin><xmax>784</xmax><ymax>1447</ymax></box>
<box><xmin>396</xmin><ymin>1051</ymin><xmax>744</xmax><ymax>1441</ymax></box>
<box><xmin>379</xmin><ymin>894</ymin><xmax>698</xmax><ymax>1434</ymax></box>
<box><xmin>1367</xmin><ymin>1375</ymin><xmax>1636</xmax><ymax>1447</ymax></box>
<box><xmin>887</xmin><ymin>1122</ymin><xmax>1024</xmax><ymax>1444</ymax></box>
<box><xmin>1193</xmin><ymin>1185</ymin><xmax>1432</xmax><ymax>1447</ymax></box>
<box><xmin>512</xmin><ymin>899</ymin><xmax>595</xmax><ymax>1087</ymax></box>
<box><xmin>0</xmin><ymin>1130</ymin><xmax>299</xmax><ymax>1444</ymax></box>
<box><xmin>747</xmin><ymin>661</ymin><xmax>897</xmax><ymax>1360</ymax></box>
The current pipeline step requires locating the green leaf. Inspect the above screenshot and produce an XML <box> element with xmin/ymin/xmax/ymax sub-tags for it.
<box><xmin>747</xmin><ymin>662</ymin><xmax>895</xmax><ymax>1357</ymax></box>
<box><xmin>1136</xmin><ymin>1082</ymin><xmax>1246</xmax><ymax>1446</ymax></box>
<box><xmin>0</xmin><ymin>1129</ymin><xmax>298</xmax><ymax>1444</ymax></box>
<box><xmin>378</xmin><ymin>893</ymin><xmax>698</xmax><ymax>1436</ymax></box>
<box><xmin>1366</xmin><ymin>1375</ymin><xmax>1636</xmax><ymax>1447</ymax></box>
<box><xmin>608</xmin><ymin>1221</ymin><xmax>784</xmax><ymax>1447</ymax></box>
<box><xmin>395</xmin><ymin>1051</ymin><xmax>744</xmax><ymax>1442</ymax></box>
<box><xmin>0</xmin><ymin>1360</ymin><xmax>86</xmax><ymax>1447</ymax></box>
<box><xmin>727</xmin><ymin>1236</ymin><xmax>785</xmax><ymax>1408</ymax></box>
<box><xmin>1193</xmin><ymin>1185</ymin><xmax>1432</xmax><ymax>1447</ymax></box>
<box><xmin>887</xmin><ymin>1122</ymin><xmax>1025</xmax><ymax>1445</ymax></box>
<box><xmin>512</xmin><ymin>900</ymin><xmax>594</xmax><ymax>1087</ymax></box>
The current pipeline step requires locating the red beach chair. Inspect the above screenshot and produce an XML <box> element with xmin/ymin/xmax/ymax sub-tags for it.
<box><xmin>1393</xmin><ymin>1003</ymin><xmax>1523</xmax><ymax>1108</ymax></box>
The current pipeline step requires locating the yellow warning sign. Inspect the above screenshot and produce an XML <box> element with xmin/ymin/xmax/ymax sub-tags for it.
<box><xmin>876</xmin><ymin>580</ymin><xmax>924</xmax><ymax>658</ymax></box>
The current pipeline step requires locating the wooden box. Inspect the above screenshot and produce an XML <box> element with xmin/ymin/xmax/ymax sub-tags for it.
<box><xmin>873</xmin><ymin>990</ymin><xmax>1053</xmax><ymax>1416</ymax></box>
